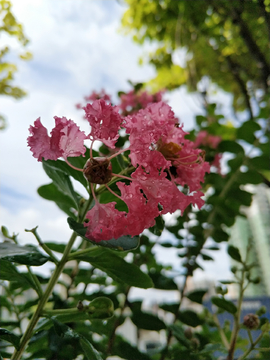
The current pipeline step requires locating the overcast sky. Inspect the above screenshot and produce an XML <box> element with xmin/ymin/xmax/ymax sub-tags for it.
<box><xmin>0</xmin><ymin>0</ymin><xmax>231</xmax><ymax>287</ymax></box>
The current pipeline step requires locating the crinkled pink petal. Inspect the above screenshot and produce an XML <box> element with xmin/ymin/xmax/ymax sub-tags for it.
<box><xmin>52</xmin><ymin>117</ymin><xmax>87</xmax><ymax>159</ymax></box>
<box><xmin>131</xmin><ymin>167</ymin><xmax>192</xmax><ymax>214</ymax></box>
<box><xmin>172</xmin><ymin>139</ymin><xmax>210</xmax><ymax>192</ymax></box>
<box><xmin>117</xmin><ymin>180</ymin><xmax>158</xmax><ymax>235</ymax></box>
<box><xmin>28</xmin><ymin>117</ymin><xmax>87</xmax><ymax>162</ymax></box>
<box><xmin>84</xmin><ymin>99</ymin><xmax>122</xmax><ymax>148</ymax></box>
<box><xmin>27</xmin><ymin>118</ymin><xmax>61</xmax><ymax>161</ymax></box>
<box><xmin>84</xmin><ymin>202</ymin><xmax>127</xmax><ymax>242</ymax></box>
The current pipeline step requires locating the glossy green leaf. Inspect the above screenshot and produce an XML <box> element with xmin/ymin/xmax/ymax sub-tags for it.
<box><xmin>44</xmin><ymin>157</ymin><xmax>88</xmax><ymax>188</ymax></box>
<box><xmin>74</xmin><ymin>247</ymin><xmax>153</xmax><ymax>289</ymax></box>
<box><xmin>0</xmin><ymin>260</ymin><xmax>33</xmax><ymax>286</ymax></box>
<box><xmin>0</xmin><ymin>328</ymin><xmax>20</xmax><ymax>350</ymax></box>
<box><xmin>178</xmin><ymin>310</ymin><xmax>204</xmax><ymax>327</ymax></box>
<box><xmin>79</xmin><ymin>337</ymin><xmax>103</xmax><ymax>360</ymax></box>
<box><xmin>227</xmin><ymin>245</ymin><xmax>242</xmax><ymax>262</ymax></box>
<box><xmin>52</xmin><ymin>318</ymin><xmax>102</xmax><ymax>360</ymax></box>
<box><xmin>38</xmin><ymin>183</ymin><xmax>77</xmax><ymax>219</ymax></box>
<box><xmin>186</xmin><ymin>289</ymin><xmax>207</xmax><ymax>304</ymax></box>
<box><xmin>131</xmin><ymin>311</ymin><xmax>166</xmax><ymax>331</ymax></box>
<box><xmin>0</xmin><ymin>243</ymin><xmax>49</xmax><ymax>266</ymax></box>
<box><xmin>67</xmin><ymin>217</ymin><xmax>139</xmax><ymax>251</ymax></box>
<box><xmin>211</xmin><ymin>296</ymin><xmax>237</xmax><ymax>314</ymax></box>
<box><xmin>42</xmin><ymin>160</ymin><xmax>79</xmax><ymax>209</ymax></box>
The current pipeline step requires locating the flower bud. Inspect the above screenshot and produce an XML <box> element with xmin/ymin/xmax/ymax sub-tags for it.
<box><xmin>256</xmin><ymin>306</ymin><xmax>266</xmax><ymax>316</ymax></box>
<box><xmin>190</xmin><ymin>337</ymin><xmax>200</xmax><ymax>349</ymax></box>
<box><xmin>243</xmin><ymin>313</ymin><xmax>260</xmax><ymax>330</ymax></box>
<box><xmin>83</xmin><ymin>157</ymin><xmax>112</xmax><ymax>184</ymax></box>
<box><xmin>184</xmin><ymin>327</ymin><xmax>193</xmax><ymax>339</ymax></box>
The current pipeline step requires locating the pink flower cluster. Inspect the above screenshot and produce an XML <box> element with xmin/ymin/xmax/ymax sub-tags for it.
<box><xmin>194</xmin><ymin>130</ymin><xmax>222</xmax><ymax>172</ymax></box>
<box><xmin>75</xmin><ymin>89</ymin><xmax>111</xmax><ymax>109</ymax></box>
<box><xmin>28</xmin><ymin>100</ymin><xmax>210</xmax><ymax>242</ymax></box>
<box><xmin>119</xmin><ymin>89</ymin><xmax>164</xmax><ymax>115</ymax></box>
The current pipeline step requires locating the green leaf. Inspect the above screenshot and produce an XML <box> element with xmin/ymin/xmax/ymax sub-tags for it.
<box><xmin>149</xmin><ymin>271</ymin><xmax>178</xmax><ymax>290</ymax></box>
<box><xmin>0</xmin><ymin>260</ymin><xmax>33</xmax><ymax>286</ymax></box>
<box><xmin>169</xmin><ymin>324</ymin><xmax>190</xmax><ymax>348</ymax></box>
<box><xmin>45</xmin><ymin>157</ymin><xmax>88</xmax><ymax>188</ymax></box>
<box><xmin>131</xmin><ymin>311</ymin><xmax>166</xmax><ymax>331</ymax></box>
<box><xmin>186</xmin><ymin>289</ymin><xmax>207</xmax><ymax>304</ymax></box>
<box><xmin>73</xmin><ymin>247</ymin><xmax>153</xmax><ymax>289</ymax></box>
<box><xmin>211</xmin><ymin>296</ymin><xmax>237</xmax><ymax>314</ymax></box>
<box><xmin>79</xmin><ymin>337</ymin><xmax>103</xmax><ymax>360</ymax></box>
<box><xmin>43</xmin><ymin>242</ymin><xmax>66</xmax><ymax>253</ymax></box>
<box><xmin>0</xmin><ymin>328</ymin><xmax>21</xmax><ymax>350</ymax></box>
<box><xmin>52</xmin><ymin>318</ymin><xmax>102</xmax><ymax>360</ymax></box>
<box><xmin>236</xmin><ymin>170</ymin><xmax>263</xmax><ymax>185</ymax></box>
<box><xmin>113</xmin><ymin>335</ymin><xmax>151</xmax><ymax>360</ymax></box>
<box><xmin>159</xmin><ymin>302</ymin><xmax>179</xmax><ymax>314</ymax></box>
<box><xmin>0</xmin><ymin>243</ymin><xmax>49</xmax><ymax>266</ymax></box>
<box><xmin>149</xmin><ymin>215</ymin><xmax>165</xmax><ymax>236</ymax></box>
<box><xmin>67</xmin><ymin>217</ymin><xmax>139</xmax><ymax>251</ymax></box>
<box><xmin>86</xmin><ymin>297</ymin><xmax>114</xmax><ymax>319</ymax></box>
<box><xmin>201</xmin><ymin>253</ymin><xmax>214</xmax><ymax>261</ymax></box>
<box><xmin>178</xmin><ymin>310</ymin><xmax>204</xmax><ymax>327</ymax></box>
<box><xmin>42</xmin><ymin>160</ymin><xmax>79</xmax><ymax>209</ymax></box>
<box><xmin>199</xmin><ymin>343</ymin><xmax>224</xmax><ymax>355</ymax></box>
<box><xmin>38</xmin><ymin>183</ymin><xmax>77</xmax><ymax>219</ymax></box>
<box><xmin>227</xmin><ymin>245</ymin><xmax>242</xmax><ymax>262</ymax></box>
<box><xmin>218</xmin><ymin>140</ymin><xmax>244</xmax><ymax>154</ymax></box>
<box><xmin>236</xmin><ymin>120</ymin><xmax>261</xmax><ymax>143</ymax></box>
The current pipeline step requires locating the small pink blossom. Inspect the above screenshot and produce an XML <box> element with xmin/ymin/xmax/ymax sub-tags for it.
<box><xmin>119</xmin><ymin>89</ymin><xmax>165</xmax><ymax>115</ymax></box>
<box><xmin>194</xmin><ymin>131</ymin><xmax>222</xmax><ymax>149</ymax></box>
<box><xmin>27</xmin><ymin>117</ymin><xmax>87</xmax><ymax>161</ymax></box>
<box><xmin>84</xmin><ymin>89</ymin><xmax>111</xmax><ymax>103</ymax></box>
<box><xmin>84</xmin><ymin>99</ymin><xmax>123</xmax><ymax>148</ymax></box>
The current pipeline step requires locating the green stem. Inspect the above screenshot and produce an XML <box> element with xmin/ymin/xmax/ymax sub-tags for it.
<box><xmin>11</xmin><ymin>231</ymin><xmax>77</xmax><ymax>360</ymax></box>
<box><xmin>237</xmin><ymin>332</ymin><xmax>265</xmax><ymax>360</ymax></box>
<box><xmin>68</xmin><ymin>246</ymin><xmax>98</xmax><ymax>260</ymax></box>
<box><xmin>213</xmin><ymin>313</ymin><xmax>230</xmax><ymax>350</ymax></box>
<box><xmin>26</xmin><ymin>266</ymin><xmax>43</xmax><ymax>297</ymax></box>
<box><xmin>42</xmin><ymin>308</ymin><xmax>80</xmax><ymax>316</ymax></box>
<box><xmin>226</xmin><ymin>262</ymin><xmax>248</xmax><ymax>359</ymax></box>
<box><xmin>11</xmin><ymin>191</ymin><xmax>93</xmax><ymax>360</ymax></box>
<box><xmin>25</xmin><ymin>227</ymin><xmax>59</xmax><ymax>264</ymax></box>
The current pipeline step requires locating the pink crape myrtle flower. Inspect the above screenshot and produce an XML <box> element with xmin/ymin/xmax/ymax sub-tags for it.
<box><xmin>194</xmin><ymin>130</ymin><xmax>222</xmax><ymax>149</ymax></box>
<box><xmin>76</xmin><ymin>89</ymin><xmax>111</xmax><ymax>109</ymax></box>
<box><xmin>123</xmin><ymin>102</ymin><xmax>210</xmax><ymax>191</ymax></box>
<box><xmin>84</xmin><ymin>99</ymin><xmax>123</xmax><ymax>148</ymax></box>
<box><xmin>194</xmin><ymin>130</ymin><xmax>222</xmax><ymax>173</ymax></box>
<box><xmin>28</xmin><ymin>117</ymin><xmax>88</xmax><ymax>161</ymax></box>
<box><xmin>119</xmin><ymin>89</ymin><xmax>164</xmax><ymax>115</ymax></box>
<box><xmin>28</xmin><ymin>99</ymin><xmax>210</xmax><ymax>242</ymax></box>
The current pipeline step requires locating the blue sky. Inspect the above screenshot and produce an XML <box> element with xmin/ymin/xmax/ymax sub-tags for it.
<box><xmin>0</xmin><ymin>0</ymin><xmax>231</xmax><ymax>282</ymax></box>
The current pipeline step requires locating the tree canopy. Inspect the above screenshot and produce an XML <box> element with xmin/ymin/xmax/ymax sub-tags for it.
<box><xmin>122</xmin><ymin>0</ymin><xmax>270</xmax><ymax>115</ymax></box>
